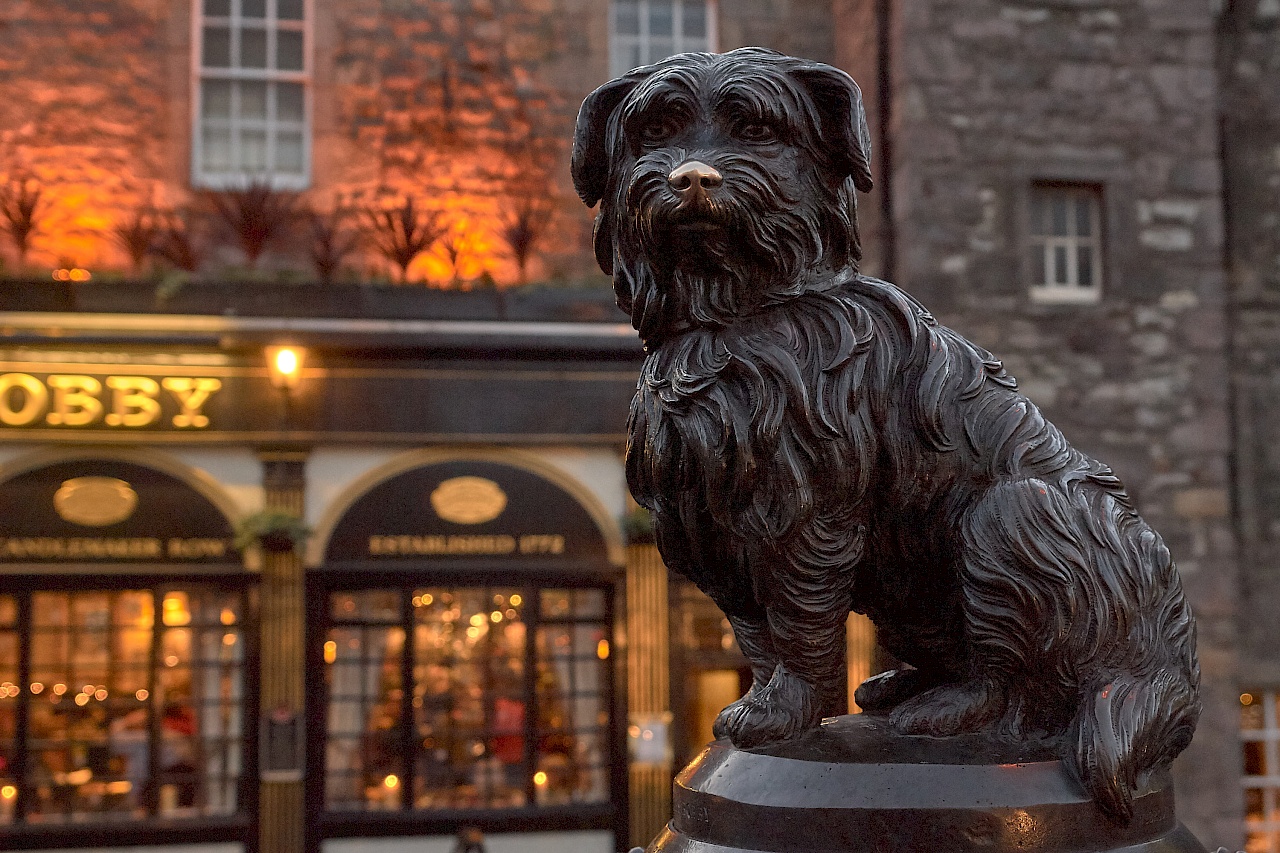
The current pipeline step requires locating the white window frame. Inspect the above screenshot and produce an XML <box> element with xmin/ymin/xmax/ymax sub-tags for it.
<box><xmin>1244</xmin><ymin>689</ymin><xmax>1280</xmax><ymax>853</ymax></box>
<box><xmin>191</xmin><ymin>0</ymin><xmax>312</xmax><ymax>189</ymax></box>
<box><xmin>609</xmin><ymin>0</ymin><xmax>718</xmax><ymax>79</ymax></box>
<box><xmin>1028</xmin><ymin>183</ymin><xmax>1104</xmax><ymax>305</ymax></box>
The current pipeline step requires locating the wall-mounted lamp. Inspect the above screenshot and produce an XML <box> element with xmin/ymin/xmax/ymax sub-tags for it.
<box><xmin>265</xmin><ymin>345</ymin><xmax>306</xmax><ymax>392</ymax></box>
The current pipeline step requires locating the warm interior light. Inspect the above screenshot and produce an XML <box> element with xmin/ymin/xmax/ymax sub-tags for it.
<box><xmin>0</xmin><ymin>785</ymin><xmax>16</xmax><ymax>800</ymax></box>
<box><xmin>324</xmin><ymin>640</ymin><xmax>337</xmax><ymax>664</ymax></box>
<box><xmin>266</xmin><ymin>345</ymin><xmax>306</xmax><ymax>391</ymax></box>
<box><xmin>382</xmin><ymin>774</ymin><xmax>399</xmax><ymax>789</ymax></box>
<box><xmin>597</xmin><ymin>639</ymin><xmax>610</xmax><ymax>660</ymax></box>
<box><xmin>533</xmin><ymin>771</ymin><xmax>548</xmax><ymax>786</ymax></box>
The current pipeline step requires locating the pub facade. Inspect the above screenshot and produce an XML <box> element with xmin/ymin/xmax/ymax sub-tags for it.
<box><xmin>0</xmin><ymin>285</ymin><xmax>664</xmax><ymax>853</ymax></box>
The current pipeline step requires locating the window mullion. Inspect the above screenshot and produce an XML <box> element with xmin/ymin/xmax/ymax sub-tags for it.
<box><xmin>145</xmin><ymin>590</ymin><xmax>162</xmax><ymax>817</ymax></box>
<box><xmin>398</xmin><ymin>590</ymin><xmax>414</xmax><ymax>810</ymax></box>
<box><xmin>522</xmin><ymin>585</ymin><xmax>539</xmax><ymax>807</ymax></box>
<box><xmin>13</xmin><ymin>591</ymin><xmax>32</xmax><ymax>823</ymax></box>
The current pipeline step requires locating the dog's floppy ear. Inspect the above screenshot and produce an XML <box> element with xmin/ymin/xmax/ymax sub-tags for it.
<box><xmin>790</xmin><ymin>63</ymin><xmax>875</xmax><ymax>194</ymax></box>
<box><xmin>571</xmin><ymin>70</ymin><xmax>651</xmax><ymax>208</ymax></box>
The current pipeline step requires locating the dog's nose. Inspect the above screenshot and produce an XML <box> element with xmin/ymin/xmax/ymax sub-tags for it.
<box><xmin>668</xmin><ymin>161</ymin><xmax>723</xmax><ymax>200</ymax></box>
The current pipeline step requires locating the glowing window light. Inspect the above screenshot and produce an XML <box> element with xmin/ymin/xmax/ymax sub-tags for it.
<box><xmin>323</xmin><ymin>640</ymin><xmax>337</xmax><ymax>664</ymax></box>
<box><xmin>383</xmin><ymin>774</ymin><xmax>399</xmax><ymax>789</ymax></box>
<box><xmin>1</xmin><ymin>785</ymin><xmax>16</xmax><ymax>800</ymax></box>
<box><xmin>597</xmin><ymin>639</ymin><xmax>611</xmax><ymax>660</ymax></box>
<box><xmin>533</xmin><ymin>771</ymin><xmax>548</xmax><ymax>786</ymax></box>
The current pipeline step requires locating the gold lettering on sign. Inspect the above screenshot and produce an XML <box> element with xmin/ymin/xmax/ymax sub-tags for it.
<box><xmin>0</xmin><ymin>537</ymin><xmax>164</xmax><ymax>559</ymax></box>
<box><xmin>53</xmin><ymin>477</ymin><xmax>138</xmax><ymax>527</ymax></box>
<box><xmin>0</xmin><ymin>373</ymin><xmax>222</xmax><ymax>430</ymax></box>
<box><xmin>368</xmin><ymin>535</ymin><xmax>519</xmax><ymax>556</ymax></box>
<box><xmin>161</xmin><ymin>378</ymin><xmax>223</xmax><ymax>428</ymax></box>
<box><xmin>367</xmin><ymin>534</ymin><xmax>567</xmax><ymax>557</ymax></box>
<box><xmin>46</xmin><ymin>375</ymin><xmax>104</xmax><ymax>426</ymax></box>
<box><xmin>518</xmin><ymin>534</ymin><xmax>565</xmax><ymax>555</ymax></box>
<box><xmin>105</xmin><ymin>376</ymin><xmax>161</xmax><ymax>427</ymax></box>
<box><xmin>167</xmin><ymin>538</ymin><xmax>230</xmax><ymax>559</ymax></box>
<box><xmin>430</xmin><ymin>477</ymin><xmax>508</xmax><ymax>524</ymax></box>
<box><xmin>0</xmin><ymin>373</ymin><xmax>48</xmax><ymax>426</ymax></box>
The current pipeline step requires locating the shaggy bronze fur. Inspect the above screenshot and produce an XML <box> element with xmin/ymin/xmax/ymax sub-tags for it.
<box><xmin>572</xmin><ymin>47</ymin><xmax>1199</xmax><ymax>823</ymax></box>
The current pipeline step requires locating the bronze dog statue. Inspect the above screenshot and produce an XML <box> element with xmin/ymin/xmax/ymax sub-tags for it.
<box><xmin>572</xmin><ymin>47</ymin><xmax>1199</xmax><ymax>823</ymax></box>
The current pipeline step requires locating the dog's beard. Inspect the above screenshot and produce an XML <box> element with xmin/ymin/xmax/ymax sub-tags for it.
<box><xmin>614</xmin><ymin>153</ymin><xmax>841</xmax><ymax>343</ymax></box>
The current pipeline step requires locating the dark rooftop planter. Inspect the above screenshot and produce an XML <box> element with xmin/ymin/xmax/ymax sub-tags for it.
<box><xmin>0</xmin><ymin>278</ymin><xmax>625</xmax><ymax>324</ymax></box>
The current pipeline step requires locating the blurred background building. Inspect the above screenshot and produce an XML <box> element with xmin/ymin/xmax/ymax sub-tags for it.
<box><xmin>0</xmin><ymin>1</ymin><xmax>1277</xmax><ymax>852</ymax></box>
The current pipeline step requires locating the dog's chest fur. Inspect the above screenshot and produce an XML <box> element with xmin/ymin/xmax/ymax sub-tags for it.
<box><xmin>628</xmin><ymin>284</ymin><xmax>894</xmax><ymax>549</ymax></box>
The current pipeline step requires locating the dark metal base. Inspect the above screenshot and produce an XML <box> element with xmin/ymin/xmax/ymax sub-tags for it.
<box><xmin>647</xmin><ymin>715</ymin><xmax>1209</xmax><ymax>853</ymax></box>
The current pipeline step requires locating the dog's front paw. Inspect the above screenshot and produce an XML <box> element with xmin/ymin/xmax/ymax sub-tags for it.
<box><xmin>713</xmin><ymin>664</ymin><xmax>820</xmax><ymax>749</ymax></box>
<box><xmin>889</xmin><ymin>678</ymin><xmax>1005</xmax><ymax>737</ymax></box>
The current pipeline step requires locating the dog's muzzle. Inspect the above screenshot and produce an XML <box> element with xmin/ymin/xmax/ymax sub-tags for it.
<box><xmin>668</xmin><ymin>160</ymin><xmax>723</xmax><ymax>209</ymax></box>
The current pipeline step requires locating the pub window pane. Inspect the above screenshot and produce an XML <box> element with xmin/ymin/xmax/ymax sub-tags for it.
<box><xmin>324</xmin><ymin>585</ymin><xmax>613</xmax><ymax>815</ymax></box>
<box><xmin>240</xmin><ymin>28</ymin><xmax>268</xmax><ymax>69</ymax></box>
<box><xmin>1077</xmin><ymin>246</ymin><xmax>1095</xmax><ymax>288</ymax></box>
<box><xmin>0</xmin><ymin>594</ymin><xmax>16</xmax><ymax>626</ymax></box>
<box><xmin>276</xmin><ymin>29</ymin><xmax>304</xmax><ymax>71</ymax></box>
<box><xmin>275</xmin><ymin>131</ymin><xmax>305</xmax><ymax>174</ymax></box>
<box><xmin>611</xmin><ymin>0</ymin><xmax>714</xmax><ymax>77</ymax></box>
<box><xmin>240</xmin><ymin>130</ymin><xmax>269</xmax><ymax>170</ymax></box>
<box><xmin>12</xmin><ymin>588</ymin><xmax>244</xmax><ymax>824</ymax></box>
<box><xmin>650</xmin><ymin>1</ymin><xmax>674</xmax><ymax>36</ymax></box>
<box><xmin>276</xmin><ymin>81</ymin><xmax>304</xmax><ymax>122</ymax></box>
<box><xmin>196</xmin><ymin>0</ymin><xmax>310</xmax><ymax>186</ymax></box>
<box><xmin>202</xmin><ymin>26</ymin><xmax>231</xmax><ymax>68</ymax></box>
<box><xmin>238</xmin><ymin>80</ymin><xmax>269</xmax><ymax>121</ymax></box>
<box><xmin>684</xmin><ymin>1</ymin><xmax>707</xmax><ymax>37</ymax></box>
<box><xmin>1242</xmin><ymin>690</ymin><xmax>1280</xmax><ymax>853</ymax></box>
<box><xmin>615</xmin><ymin>1</ymin><xmax>640</xmax><ymax>35</ymax></box>
<box><xmin>1028</xmin><ymin>184</ymin><xmax>1104</xmax><ymax>303</ymax></box>
<box><xmin>202</xmin><ymin>128</ymin><xmax>233</xmax><ymax>171</ymax></box>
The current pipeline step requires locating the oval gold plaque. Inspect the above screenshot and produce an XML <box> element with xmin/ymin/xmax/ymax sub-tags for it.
<box><xmin>430</xmin><ymin>476</ymin><xmax>507</xmax><ymax>525</ymax></box>
<box><xmin>53</xmin><ymin>476</ymin><xmax>139</xmax><ymax>527</ymax></box>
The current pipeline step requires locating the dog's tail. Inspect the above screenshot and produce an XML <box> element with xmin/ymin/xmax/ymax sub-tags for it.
<box><xmin>1068</xmin><ymin>668</ymin><xmax>1199</xmax><ymax>823</ymax></box>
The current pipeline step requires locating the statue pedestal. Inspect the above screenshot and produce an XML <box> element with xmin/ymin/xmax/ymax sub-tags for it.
<box><xmin>647</xmin><ymin>715</ymin><xmax>1207</xmax><ymax>853</ymax></box>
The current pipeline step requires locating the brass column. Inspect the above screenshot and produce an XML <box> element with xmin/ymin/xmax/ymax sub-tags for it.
<box><xmin>626</xmin><ymin>542</ymin><xmax>672</xmax><ymax>848</ymax></box>
<box><xmin>258</xmin><ymin>449</ymin><xmax>308</xmax><ymax>853</ymax></box>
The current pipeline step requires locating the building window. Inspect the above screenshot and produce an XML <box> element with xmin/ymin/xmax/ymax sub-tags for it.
<box><xmin>322</xmin><ymin>585</ymin><xmax>613</xmax><ymax>813</ymax></box>
<box><xmin>194</xmin><ymin>0</ymin><xmax>309</xmax><ymax>188</ymax></box>
<box><xmin>0</xmin><ymin>586</ymin><xmax>247</xmax><ymax>825</ymax></box>
<box><xmin>610</xmin><ymin>0</ymin><xmax>716</xmax><ymax>78</ymax></box>
<box><xmin>1028</xmin><ymin>183</ymin><xmax>1104</xmax><ymax>304</ymax></box>
<box><xmin>1244</xmin><ymin>690</ymin><xmax>1280</xmax><ymax>853</ymax></box>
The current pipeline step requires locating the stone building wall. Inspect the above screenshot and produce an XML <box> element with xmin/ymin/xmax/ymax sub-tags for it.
<box><xmin>0</xmin><ymin>0</ymin><xmax>184</xmax><ymax>270</ymax></box>
<box><xmin>853</xmin><ymin>0</ymin><xmax>1240</xmax><ymax>843</ymax></box>
<box><xmin>1221</xmin><ymin>3</ymin><xmax>1280</xmax><ymax>688</ymax></box>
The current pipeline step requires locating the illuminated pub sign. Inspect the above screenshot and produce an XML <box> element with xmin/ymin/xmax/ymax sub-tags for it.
<box><xmin>0</xmin><ymin>459</ymin><xmax>239</xmax><ymax>566</ymax></box>
<box><xmin>0</xmin><ymin>371</ymin><xmax>224</xmax><ymax>429</ymax></box>
<box><xmin>324</xmin><ymin>460</ymin><xmax>614</xmax><ymax>569</ymax></box>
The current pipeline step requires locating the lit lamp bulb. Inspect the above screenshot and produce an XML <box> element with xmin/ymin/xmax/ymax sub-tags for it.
<box><xmin>266</xmin><ymin>345</ymin><xmax>306</xmax><ymax>391</ymax></box>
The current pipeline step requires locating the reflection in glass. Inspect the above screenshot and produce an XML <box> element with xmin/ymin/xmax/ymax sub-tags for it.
<box><xmin>324</xmin><ymin>586</ymin><xmax>612</xmax><ymax>813</ymax></box>
<box><xmin>10</xmin><ymin>588</ymin><xmax>243</xmax><ymax>824</ymax></box>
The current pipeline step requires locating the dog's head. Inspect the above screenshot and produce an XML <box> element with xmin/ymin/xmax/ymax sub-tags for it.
<box><xmin>572</xmin><ymin>48</ymin><xmax>873</xmax><ymax>344</ymax></box>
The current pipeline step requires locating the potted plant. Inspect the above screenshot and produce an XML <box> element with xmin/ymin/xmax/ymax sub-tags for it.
<box><xmin>235</xmin><ymin>509</ymin><xmax>312</xmax><ymax>554</ymax></box>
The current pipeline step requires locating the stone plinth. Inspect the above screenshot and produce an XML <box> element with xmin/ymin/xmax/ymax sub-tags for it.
<box><xmin>647</xmin><ymin>716</ymin><xmax>1208</xmax><ymax>853</ymax></box>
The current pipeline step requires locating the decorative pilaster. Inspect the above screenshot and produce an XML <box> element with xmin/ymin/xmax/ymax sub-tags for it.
<box><xmin>257</xmin><ymin>449</ymin><xmax>307</xmax><ymax>853</ymax></box>
<box><xmin>626</xmin><ymin>542</ymin><xmax>672</xmax><ymax>848</ymax></box>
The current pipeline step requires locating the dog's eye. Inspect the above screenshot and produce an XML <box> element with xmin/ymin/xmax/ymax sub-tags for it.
<box><xmin>738</xmin><ymin>122</ymin><xmax>779</xmax><ymax>144</ymax></box>
<box><xmin>639</xmin><ymin>118</ymin><xmax>678</xmax><ymax>145</ymax></box>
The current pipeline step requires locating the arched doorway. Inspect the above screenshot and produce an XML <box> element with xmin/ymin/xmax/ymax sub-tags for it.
<box><xmin>0</xmin><ymin>454</ymin><xmax>254</xmax><ymax>849</ymax></box>
<box><xmin>308</xmin><ymin>454</ymin><xmax>624</xmax><ymax>853</ymax></box>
